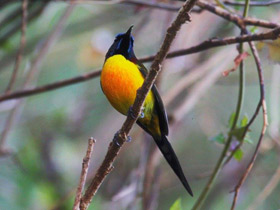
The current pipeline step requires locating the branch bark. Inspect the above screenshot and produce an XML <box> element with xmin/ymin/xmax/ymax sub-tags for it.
<box><xmin>196</xmin><ymin>0</ymin><xmax>280</xmax><ymax>29</ymax></box>
<box><xmin>78</xmin><ymin>0</ymin><xmax>198</xmax><ymax>209</ymax></box>
<box><xmin>231</xmin><ymin>39</ymin><xmax>268</xmax><ymax>210</ymax></box>
<box><xmin>73</xmin><ymin>138</ymin><xmax>95</xmax><ymax>210</ymax></box>
<box><xmin>0</xmin><ymin>27</ymin><xmax>279</xmax><ymax>103</ymax></box>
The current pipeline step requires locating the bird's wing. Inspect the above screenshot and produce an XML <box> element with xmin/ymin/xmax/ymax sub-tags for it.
<box><xmin>136</xmin><ymin>61</ymin><xmax>169</xmax><ymax>136</ymax></box>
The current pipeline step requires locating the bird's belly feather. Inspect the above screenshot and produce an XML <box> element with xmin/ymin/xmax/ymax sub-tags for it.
<box><xmin>101</xmin><ymin>55</ymin><xmax>154</xmax><ymax>117</ymax></box>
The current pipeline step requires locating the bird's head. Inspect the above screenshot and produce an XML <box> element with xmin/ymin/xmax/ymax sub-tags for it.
<box><xmin>106</xmin><ymin>26</ymin><xmax>135</xmax><ymax>60</ymax></box>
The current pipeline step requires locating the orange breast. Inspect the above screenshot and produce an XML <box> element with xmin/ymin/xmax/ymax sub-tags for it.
<box><xmin>101</xmin><ymin>55</ymin><xmax>154</xmax><ymax>116</ymax></box>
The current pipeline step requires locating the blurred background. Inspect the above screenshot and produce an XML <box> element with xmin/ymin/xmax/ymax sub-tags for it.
<box><xmin>0</xmin><ymin>0</ymin><xmax>279</xmax><ymax>210</ymax></box>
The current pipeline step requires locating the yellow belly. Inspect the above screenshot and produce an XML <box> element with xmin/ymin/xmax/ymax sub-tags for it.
<box><xmin>101</xmin><ymin>55</ymin><xmax>154</xmax><ymax>116</ymax></box>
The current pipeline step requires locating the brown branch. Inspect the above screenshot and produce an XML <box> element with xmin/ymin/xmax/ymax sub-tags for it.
<box><xmin>73</xmin><ymin>138</ymin><xmax>95</xmax><ymax>210</ymax></box>
<box><xmin>224</xmin><ymin>0</ymin><xmax>280</xmax><ymax>6</ymax></box>
<box><xmin>231</xmin><ymin>41</ymin><xmax>268</xmax><ymax>210</ymax></box>
<box><xmin>5</xmin><ymin>0</ymin><xmax>28</xmax><ymax>93</ymax></box>
<box><xmin>143</xmin><ymin>27</ymin><xmax>280</xmax><ymax>61</ymax></box>
<box><xmin>0</xmin><ymin>70</ymin><xmax>101</xmax><ymax>102</ymax></box>
<box><xmin>1</xmin><ymin>27</ymin><xmax>279</xmax><ymax>103</ymax></box>
<box><xmin>223</xmin><ymin>100</ymin><xmax>262</xmax><ymax>165</ymax></box>
<box><xmin>79</xmin><ymin>0</ymin><xmax>198</xmax><ymax>209</ymax></box>
<box><xmin>196</xmin><ymin>0</ymin><xmax>280</xmax><ymax>29</ymax></box>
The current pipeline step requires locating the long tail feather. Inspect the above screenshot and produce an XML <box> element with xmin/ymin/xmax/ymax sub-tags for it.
<box><xmin>153</xmin><ymin>135</ymin><xmax>193</xmax><ymax>196</ymax></box>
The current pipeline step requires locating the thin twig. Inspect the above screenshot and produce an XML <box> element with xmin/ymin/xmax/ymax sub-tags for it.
<box><xmin>79</xmin><ymin>0</ymin><xmax>198</xmax><ymax>209</ymax></box>
<box><xmin>196</xmin><ymin>0</ymin><xmax>280</xmax><ymax>29</ymax></box>
<box><xmin>223</xmin><ymin>101</ymin><xmax>262</xmax><ymax>165</ymax></box>
<box><xmin>0</xmin><ymin>27</ymin><xmax>279</xmax><ymax>103</ymax></box>
<box><xmin>231</xmin><ymin>40</ymin><xmax>268</xmax><ymax>210</ymax></box>
<box><xmin>224</xmin><ymin>0</ymin><xmax>280</xmax><ymax>6</ymax></box>
<box><xmin>73</xmin><ymin>138</ymin><xmax>95</xmax><ymax>210</ymax></box>
<box><xmin>5</xmin><ymin>0</ymin><xmax>28</xmax><ymax>93</ymax></box>
<box><xmin>191</xmin><ymin>0</ymin><xmax>251</xmax><ymax>208</ymax></box>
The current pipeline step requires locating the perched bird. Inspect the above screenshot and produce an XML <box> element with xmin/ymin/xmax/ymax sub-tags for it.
<box><xmin>100</xmin><ymin>26</ymin><xmax>193</xmax><ymax>196</ymax></box>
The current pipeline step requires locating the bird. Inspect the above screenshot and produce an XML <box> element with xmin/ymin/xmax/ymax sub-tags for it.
<box><xmin>100</xmin><ymin>26</ymin><xmax>193</xmax><ymax>196</ymax></box>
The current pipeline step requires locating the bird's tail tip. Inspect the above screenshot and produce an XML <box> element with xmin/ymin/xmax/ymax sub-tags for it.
<box><xmin>153</xmin><ymin>135</ymin><xmax>193</xmax><ymax>196</ymax></box>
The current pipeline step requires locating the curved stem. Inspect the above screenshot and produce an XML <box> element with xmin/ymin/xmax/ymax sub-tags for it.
<box><xmin>192</xmin><ymin>0</ymin><xmax>250</xmax><ymax>209</ymax></box>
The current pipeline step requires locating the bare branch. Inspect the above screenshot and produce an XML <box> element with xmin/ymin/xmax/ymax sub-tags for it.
<box><xmin>0</xmin><ymin>70</ymin><xmax>101</xmax><ymax>102</ymax></box>
<box><xmin>73</xmin><ymin>138</ymin><xmax>95</xmax><ymax>210</ymax></box>
<box><xmin>196</xmin><ymin>0</ymin><xmax>280</xmax><ymax>29</ymax></box>
<box><xmin>0</xmin><ymin>27</ymin><xmax>279</xmax><ymax>103</ymax></box>
<box><xmin>224</xmin><ymin>0</ymin><xmax>280</xmax><ymax>6</ymax></box>
<box><xmin>231</xmin><ymin>41</ymin><xmax>268</xmax><ymax>210</ymax></box>
<box><xmin>79</xmin><ymin>0</ymin><xmax>198</xmax><ymax>209</ymax></box>
<box><xmin>5</xmin><ymin>0</ymin><xmax>28</xmax><ymax>93</ymax></box>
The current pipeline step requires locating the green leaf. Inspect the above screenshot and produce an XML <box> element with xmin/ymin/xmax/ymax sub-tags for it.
<box><xmin>210</xmin><ymin>133</ymin><xmax>226</xmax><ymax>144</ymax></box>
<box><xmin>240</xmin><ymin>115</ymin><xmax>248</xmax><ymax>127</ymax></box>
<box><xmin>228</xmin><ymin>112</ymin><xmax>236</xmax><ymax>128</ymax></box>
<box><xmin>249</xmin><ymin>26</ymin><xmax>258</xmax><ymax>33</ymax></box>
<box><xmin>229</xmin><ymin>126</ymin><xmax>246</xmax><ymax>141</ymax></box>
<box><xmin>233</xmin><ymin>148</ymin><xmax>243</xmax><ymax>161</ymax></box>
<box><xmin>170</xmin><ymin>198</ymin><xmax>182</xmax><ymax>210</ymax></box>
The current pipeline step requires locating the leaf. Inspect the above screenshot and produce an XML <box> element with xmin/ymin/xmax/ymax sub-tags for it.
<box><xmin>233</xmin><ymin>148</ymin><xmax>243</xmax><ymax>161</ymax></box>
<box><xmin>223</xmin><ymin>52</ymin><xmax>250</xmax><ymax>76</ymax></box>
<box><xmin>229</xmin><ymin>126</ymin><xmax>247</xmax><ymax>141</ymax></box>
<box><xmin>240</xmin><ymin>115</ymin><xmax>248</xmax><ymax>127</ymax></box>
<box><xmin>249</xmin><ymin>26</ymin><xmax>258</xmax><ymax>33</ymax></box>
<box><xmin>210</xmin><ymin>133</ymin><xmax>226</xmax><ymax>144</ymax></box>
<box><xmin>170</xmin><ymin>198</ymin><xmax>182</xmax><ymax>210</ymax></box>
<box><xmin>228</xmin><ymin>112</ymin><xmax>236</xmax><ymax>128</ymax></box>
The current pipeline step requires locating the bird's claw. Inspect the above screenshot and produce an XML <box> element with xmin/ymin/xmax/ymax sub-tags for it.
<box><xmin>126</xmin><ymin>135</ymin><xmax>132</xmax><ymax>142</ymax></box>
<box><xmin>139</xmin><ymin>111</ymin><xmax>145</xmax><ymax>119</ymax></box>
<box><xmin>113</xmin><ymin>132</ymin><xmax>132</xmax><ymax>146</ymax></box>
<box><xmin>129</xmin><ymin>106</ymin><xmax>137</xmax><ymax>119</ymax></box>
<box><xmin>113</xmin><ymin>131</ymin><xmax>121</xmax><ymax>147</ymax></box>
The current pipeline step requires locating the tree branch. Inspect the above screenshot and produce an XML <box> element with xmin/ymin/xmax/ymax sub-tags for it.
<box><xmin>73</xmin><ymin>138</ymin><xmax>95</xmax><ymax>210</ymax></box>
<box><xmin>196</xmin><ymin>0</ymin><xmax>280</xmax><ymax>29</ymax></box>
<box><xmin>78</xmin><ymin>0</ymin><xmax>198</xmax><ymax>209</ymax></box>
<box><xmin>0</xmin><ymin>27</ymin><xmax>279</xmax><ymax>103</ymax></box>
<box><xmin>224</xmin><ymin>0</ymin><xmax>280</xmax><ymax>6</ymax></box>
<box><xmin>231</xmin><ymin>39</ymin><xmax>268</xmax><ymax>210</ymax></box>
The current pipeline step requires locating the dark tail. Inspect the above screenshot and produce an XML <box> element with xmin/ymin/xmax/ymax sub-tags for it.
<box><xmin>153</xmin><ymin>135</ymin><xmax>193</xmax><ymax>196</ymax></box>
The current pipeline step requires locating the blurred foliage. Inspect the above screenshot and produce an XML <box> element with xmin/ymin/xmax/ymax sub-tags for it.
<box><xmin>0</xmin><ymin>1</ymin><xmax>280</xmax><ymax>210</ymax></box>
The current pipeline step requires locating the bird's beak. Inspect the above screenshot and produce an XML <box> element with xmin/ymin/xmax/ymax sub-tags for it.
<box><xmin>125</xmin><ymin>25</ymin><xmax>134</xmax><ymax>36</ymax></box>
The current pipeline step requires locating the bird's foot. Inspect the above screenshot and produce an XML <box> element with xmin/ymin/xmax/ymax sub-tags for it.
<box><xmin>113</xmin><ymin>131</ymin><xmax>122</xmax><ymax>147</ymax></box>
<box><xmin>113</xmin><ymin>131</ymin><xmax>132</xmax><ymax>146</ymax></box>
<box><xmin>126</xmin><ymin>135</ymin><xmax>132</xmax><ymax>142</ymax></box>
<box><xmin>129</xmin><ymin>106</ymin><xmax>138</xmax><ymax>119</ymax></box>
<box><xmin>140</xmin><ymin>106</ymin><xmax>145</xmax><ymax>118</ymax></box>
